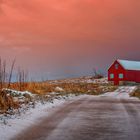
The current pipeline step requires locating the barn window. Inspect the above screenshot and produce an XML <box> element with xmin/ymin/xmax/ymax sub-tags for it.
<box><xmin>115</xmin><ymin>64</ymin><xmax>119</xmax><ymax>69</ymax></box>
<box><xmin>110</xmin><ymin>74</ymin><xmax>114</xmax><ymax>79</ymax></box>
<box><xmin>119</xmin><ymin>74</ymin><xmax>124</xmax><ymax>79</ymax></box>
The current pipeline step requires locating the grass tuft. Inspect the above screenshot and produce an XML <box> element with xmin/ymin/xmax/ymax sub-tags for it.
<box><xmin>130</xmin><ymin>86</ymin><xmax>140</xmax><ymax>98</ymax></box>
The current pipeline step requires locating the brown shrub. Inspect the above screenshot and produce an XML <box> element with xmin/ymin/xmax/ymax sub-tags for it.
<box><xmin>0</xmin><ymin>91</ymin><xmax>20</xmax><ymax>113</ymax></box>
<box><xmin>130</xmin><ymin>86</ymin><xmax>140</xmax><ymax>98</ymax></box>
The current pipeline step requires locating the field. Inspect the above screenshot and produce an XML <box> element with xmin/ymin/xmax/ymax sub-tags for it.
<box><xmin>0</xmin><ymin>76</ymin><xmax>117</xmax><ymax>115</ymax></box>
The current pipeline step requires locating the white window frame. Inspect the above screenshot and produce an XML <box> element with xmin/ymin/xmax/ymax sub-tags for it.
<box><xmin>119</xmin><ymin>73</ymin><xmax>124</xmax><ymax>79</ymax></box>
<box><xmin>110</xmin><ymin>74</ymin><xmax>114</xmax><ymax>79</ymax></box>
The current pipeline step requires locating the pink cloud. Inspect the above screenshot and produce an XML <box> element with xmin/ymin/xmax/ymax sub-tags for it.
<box><xmin>0</xmin><ymin>0</ymin><xmax>140</xmax><ymax>79</ymax></box>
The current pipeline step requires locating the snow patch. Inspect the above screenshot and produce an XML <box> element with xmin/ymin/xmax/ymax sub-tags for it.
<box><xmin>100</xmin><ymin>86</ymin><xmax>137</xmax><ymax>99</ymax></box>
<box><xmin>55</xmin><ymin>87</ymin><xmax>64</xmax><ymax>92</ymax></box>
<box><xmin>0</xmin><ymin>94</ymin><xmax>84</xmax><ymax>140</ymax></box>
<box><xmin>2</xmin><ymin>88</ymin><xmax>33</xmax><ymax>97</ymax></box>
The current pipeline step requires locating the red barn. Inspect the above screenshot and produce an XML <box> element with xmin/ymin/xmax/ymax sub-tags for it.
<box><xmin>108</xmin><ymin>59</ymin><xmax>140</xmax><ymax>85</ymax></box>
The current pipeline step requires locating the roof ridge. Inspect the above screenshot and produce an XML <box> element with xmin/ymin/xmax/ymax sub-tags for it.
<box><xmin>117</xmin><ymin>59</ymin><xmax>140</xmax><ymax>62</ymax></box>
<box><xmin>117</xmin><ymin>59</ymin><xmax>140</xmax><ymax>71</ymax></box>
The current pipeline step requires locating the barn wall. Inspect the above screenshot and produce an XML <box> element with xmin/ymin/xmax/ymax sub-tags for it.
<box><xmin>126</xmin><ymin>70</ymin><xmax>140</xmax><ymax>83</ymax></box>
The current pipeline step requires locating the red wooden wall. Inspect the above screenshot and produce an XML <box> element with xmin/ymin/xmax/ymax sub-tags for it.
<box><xmin>125</xmin><ymin>70</ymin><xmax>140</xmax><ymax>83</ymax></box>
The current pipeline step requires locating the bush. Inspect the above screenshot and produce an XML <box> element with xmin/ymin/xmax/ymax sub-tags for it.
<box><xmin>0</xmin><ymin>91</ymin><xmax>19</xmax><ymax>113</ymax></box>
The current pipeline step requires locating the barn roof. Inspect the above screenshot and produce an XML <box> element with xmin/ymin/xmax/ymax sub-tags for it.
<box><xmin>117</xmin><ymin>59</ymin><xmax>140</xmax><ymax>71</ymax></box>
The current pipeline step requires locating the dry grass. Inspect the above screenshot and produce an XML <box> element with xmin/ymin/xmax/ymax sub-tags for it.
<box><xmin>9</xmin><ymin>81</ymin><xmax>117</xmax><ymax>95</ymax></box>
<box><xmin>0</xmin><ymin>58</ymin><xmax>117</xmax><ymax>114</ymax></box>
<box><xmin>0</xmin><ymin>76</ymin><xmax>117</xmax><ymax>114</ymax></box>
<box><xmin>0</xmin><ymin>91</ymin><xmax>19</xmax><ymax>114</ymax></box>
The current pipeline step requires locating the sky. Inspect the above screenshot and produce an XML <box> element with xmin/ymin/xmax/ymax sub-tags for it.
<box><xmin>0</xmin><ymin>0</ymin><xmax>140</xmax><ymax>80</ymax></box>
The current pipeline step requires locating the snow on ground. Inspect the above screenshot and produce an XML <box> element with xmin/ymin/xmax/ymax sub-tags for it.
<box><xmin>54</xmin><ymin>87</ymin><xmax>64</xmax><ymax>92</ymax></box>
<box><xmin>0</xmin><ymin>86</ymin><xmax>138</xmax><ymax>140</ymax></box>
<box><xmin>2</xmin><ymin>88</ymin><xmax>34</xmax><ymax>97</ymax></box>
<box><xmin>48</xmin><ymin>77</ymin><xmax>108</xmax><ymax>84</ymax></box>
<box><xmin>0</xmin><ymin>94</ymin><xmax>85</xmax><ymax>140</ymax></box>
<box><xmin>84</xmin><ymin>78</ymin><xmax>108</xmax><ymax>84</ymax></box>
<box><xmin>100</xmin><ymin>86</ymin><xmax>137</xmax><ymax>99</ymax></box>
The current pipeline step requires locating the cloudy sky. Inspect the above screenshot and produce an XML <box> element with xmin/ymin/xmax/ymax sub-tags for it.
<box><xmin>0</xmin><ymin>0</ymin><xmax>140</xmax><ymax>80</ymax></box>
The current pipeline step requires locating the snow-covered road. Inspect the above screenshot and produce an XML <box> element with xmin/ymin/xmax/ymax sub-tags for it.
<box><xmin>10</xmin><ymin>86</ymin><xmax>140</xmax><ymax>140</ymax></box>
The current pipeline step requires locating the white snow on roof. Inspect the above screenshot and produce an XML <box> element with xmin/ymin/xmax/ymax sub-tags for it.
<box><xmin>117</xmin><ymin>59</ymin><xmax>140</xmax><ymax>70</ymax></box>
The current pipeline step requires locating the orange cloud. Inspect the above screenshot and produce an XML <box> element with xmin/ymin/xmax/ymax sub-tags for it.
<box><xmin>0</xmin><ymin>0</ymin><xmax>140</xmax><ymax>79</ymax></box>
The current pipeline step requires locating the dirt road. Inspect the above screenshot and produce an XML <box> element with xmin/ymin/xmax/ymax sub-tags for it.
<box><xmin>12</xmin><ymin>86</ymin><xmax>140</xmax><ymax>140</ymax></box>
